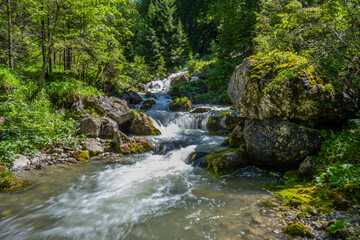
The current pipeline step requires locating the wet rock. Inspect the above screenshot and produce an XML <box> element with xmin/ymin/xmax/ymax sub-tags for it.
<box><xmin>78</xmin><ymin>117</ymin><xmax>101</xmax><ymax>138</ymax></box>
<box><xmin>206</xmin><ymin>111</ymin><xmax>243</xmax><ymax>136</ymax></box>
<box><xmin>118</xmin><ymin>91</ymin><xmax>143</xmax><ymax>105</ymax></box>
<box><xmin>155</xmin><ymin>140</ymin><xmax>187</xmax><ymax>155</ymax></box>
<box><xmin>228</xmin><ymin>57</ymin><xmax>359</xmax><ymax>126</ymax></box>
<box><xmin>170</xmin><ymin>74</ymin><xmax>189</xmax><ymax>88</ymax></box>
<box><xmin>205</xmin><ymin>148</ymin><xmax>249</xmax><ymax>177</ymax></box>
<box><xmin>86</xmin><ymin>96</ymin><xmax>133</xmax><ymax>125</ymax></box>
<box><xmin>137</xmin><ymin>83</ymin><xmax>147</xmax><ymax>92</ymax></box>
<box><xmin>128</xmin><ymin>112</ymin><xmax>161</xmax><ymax>136</ymax></box>
<box><xmin>99</xmin><ymin>117</ymin><xmax>118</xmax><ymax>139</ymax></box>
<box><xmin>131</xmin><ymin>137</ymin><xmax>153</xmax><ymax>154</ymax></box>
<box><xmin>190</xmin><ymin>107</ymin><xmax>211</xmax><ymax>114</ymax></box>
<box><xmin>145</xmin><ymin>91</ymin><xmax>157</xmax><ymax>99</ymax></box>
<box><xmin>185</xmin><ymin>152</ymin><xmax>208</xmax><ymax>168</ymax></box>
<box><xmin>84</xmin><ymin>139</ymin><xmax>104</xmax><ymax>156</ymax></box>
<box><xmin>244</xmin><ymin>120</ymin><xmax>322</xmax><ymax>170</ymax></box>
<box><xmin>299</xmin><ymin>156</ymin><xmax>316</xmax><ymax>176</ymax></box>
<box><xmin>140</xmin><ymin>100</ymin><xmax>156</xmax><ymax>110</ymax></box>
<box><xmin>169</xmin><ymin>97</ymin><xmax>192</xmax><ymax>112</ymax></box>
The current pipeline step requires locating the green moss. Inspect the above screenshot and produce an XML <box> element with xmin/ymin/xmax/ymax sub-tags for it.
<box><xmin>205</xmin><ymin>148</ymin><xmax>248</xmax><ymax>177</ymax></box>
<box><xmin>297</xmin><ymin>212</ymin><xmax>308</xmax><ymax>219</ymax></box>
<box><xmin>284</xmin><ymin>222</ymin><xmax>309</xmax><ymax>237</ymax></box>
<box><xmin>0</xmin><ymin>167</ymin><xmax>29</xmax><ymax>191</ymax></box>
<box><xmin>258</xmin><ymin>200</ymin><xmax>277</xmax><ymax>207</ymax></box>
<box><xmin>219</xmin><ymin>111</ymin><xmax>231</xmax><ymax>117</ymax></box>
<box><xmin>275</xmin><ymin>187</ymin><xmax>315</xmax><ymax>207</ymax></box>
<box><xmin>73</xmin><ymin>151</ymin><xmax>90</xmax><ymax>162</ymax></box>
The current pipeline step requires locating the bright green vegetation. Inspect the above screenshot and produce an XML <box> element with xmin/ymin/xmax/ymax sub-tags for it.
<box><xmin>0</xmin><ymin>167</ymin><xmax>29</xmax><ymax>191</ymax></box>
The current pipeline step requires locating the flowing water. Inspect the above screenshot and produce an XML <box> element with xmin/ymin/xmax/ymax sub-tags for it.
<box><xmin>0</xmin><ymin>73</ymin><xmax>287</xmax><ymax>240</ymax></box>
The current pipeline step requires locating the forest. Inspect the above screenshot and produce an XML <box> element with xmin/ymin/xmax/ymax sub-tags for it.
<box><xmin>1</xmin><ymin>0</ymin><xmax>360</xmax><ymax>239</ymax></box>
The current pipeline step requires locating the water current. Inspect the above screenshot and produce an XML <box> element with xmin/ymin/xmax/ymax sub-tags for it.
<box><xmin>0</xmin><ymin>72</ymin><xmax>287</xmax><ymax>240</ymax></box>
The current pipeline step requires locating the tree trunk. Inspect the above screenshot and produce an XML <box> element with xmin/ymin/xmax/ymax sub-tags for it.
<box><xmin>7</xmin><ymin>0</ymin><xmax>14</xmax><ymax>69</ymax></box>
<box><xmin>31</xmin><ymin>2</ymin><xmax>61</xmax><ymax>100</ymax></box>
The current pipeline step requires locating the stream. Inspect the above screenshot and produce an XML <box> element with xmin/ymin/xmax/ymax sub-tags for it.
<box><xmin>0</xmin><ymin>73</ymin><xmax>287</xmax><ymax>240</ymax></box>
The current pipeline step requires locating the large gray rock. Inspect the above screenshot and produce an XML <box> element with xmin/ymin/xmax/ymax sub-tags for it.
<box><xmin>78</xmin><ymin>117</ymin><xmax>101</xmax><ymax>138</ymax></box>
<box><xmin>12</xmin><ymin>154</ymin><xmax>29</xmax><ymax>168</ymax></box>
<box><xmin>243</xmin><ymin>120</ymin><xmax>322</xmax><ymax>170</ymax></box>
<box><xmin>128</xmin><ymin>112</ymin><xmax>161</xmax><ymax>136</ymax></box>
<box><xmin>228</xmin><ymin>57</ymin><xmax>359</xmax><ymax>126</ymax></box>
<box><xmin>68</xmin><ymin>98</ymin><xmax>85</xmax><ymax>119</ymax></box>
<box><xmin>99</xmin><ymin>117</ymin><xmax>118</xmax><ymax>139</ymax></box>
<box><xmin>86</xmin><ymin>96</ymin><xmax>133</xmax><ymax>125</ymax></box>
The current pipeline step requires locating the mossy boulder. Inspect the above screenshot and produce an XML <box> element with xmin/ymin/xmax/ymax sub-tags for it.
<box><xmin>0</xmin><ymin>167</ymin><xmax>28</xmax><ymax>191</ymax></box>
<box><xmin>284</xmin><ymin>222</ymin><xmax>310</xmax><ymax>237</ymax></box>
<box><xmin>128</xmin><ymin>111</ymin><xmax>161</xmax><ymax>136</ymax></box>
<box><xmin>206</xmin><ymin>112</ymin><xmax>244</xmax><ymax>136</ymax></box>
<box><xmin>169</xmin><ymin>97</ymin><xmax>192</xmax><ymax>112</ymax></box>
<box><xmin>205</xmin><ymin>148</ymin><xmax>249</xmax><ymax>177</ymax></box>
<box><xmin>140</xmin><ymin>100</ymin><xmax>156</xmax><ymax>110</ymax></box>
<box><xmin>72</xmin><ymin>151</ymin><xmax>90</xmax><ymax>162</ymax></box>
<box><xmin>83</xmin><ymin>139</ymin><xmax>104</xmax><ymax>156</ymax></box>
<box><xmin>170</xmin><ymin>74</ymin><xmax>189</xmax><ymax>88</ymax></box>
<box><xmin>229</xmin><ymin>124</ymin><xmax>245</xmax><ymax>148</ymax></box>
<box><xmin>228</xmin><ymin>56</ymin><xmax>359</xmax><ymax>126</ymax></box>
<box><xmin>131</xmin><ymin>137</ymin><xmax>153</xmax><ymax>154</ymax></box>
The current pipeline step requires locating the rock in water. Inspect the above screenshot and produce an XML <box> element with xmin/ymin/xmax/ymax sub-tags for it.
<box><xmin>205</xmin><ymin>148</ymin><xmax>249</xmax><ymax>177</ymax></box>
<box><xmin>141</xmin><ymin>100</ymin><xmax>156</xmax><ymax>110</ymax></box>
<box><xmin>169</xmin><ymin>97</ymin><xmax>192</xmax><ymax>112</ymax></box>
<box><xmin>243</xmin><ymin>120</ymin><xmax>322</xmax><ymax>170</ymax></box>
<box><xmin>128</xmin><ymin>112</ymin><xmax>161</xmax><ymax>136</ymax></box>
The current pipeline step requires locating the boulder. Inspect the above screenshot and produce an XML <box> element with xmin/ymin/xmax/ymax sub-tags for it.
<box><xmin>243</xmin><ymin>120</ymin><xmax>322</xmax><ymax>170</ymax></box>
<box><xmin>170</xmin><ymin>74</ymin><xmax>189</xmax><ymax>88</ymax></box>
<box><xmin>169</xmin><ymin>97</ymin><xmax>192</xmax><ymax>112</ymax></box>
<box><xmin>78</xmin><ymin>117</ymin><xmax>101</xmax><ymax>138</ymax></box>
<box><xmin>205</xmin><ymin>148</ymin><xmax>249</xmax><ymax>177</ymax></box>
<box><xmin>12</xmin><ymin>154</ymin><xmax>29</xmax><ymax>169</ymax></box>
<box><xmin>137</xmin><ymin>83</ymin><xmax>148</xmax><ymax>92</ymax></box>
<box><xmin>84</xmin><ymin>139</ymin><xmax>104</xmax><ymax>156</ymax></box>
<box><xmin>128</xmin><ymin>112</ymin><xmax>161</xmax><ymax>136</ymax></box>
<box><xmin>140</xmin><ymin>100</ymin><xmax>156</xmax><ymax>110</ymax></box>
<box><xmin>86</xmin><ymin>96</ymin><xmax>133</xmax><ymax>125</ymax></box>
<box><xmin>206</xmin><ymin>111</ymin><xmax>244</xmax><ymax>135</ymax></box>
<box><xmin>228</xmin><ymin>57</ymin><xmax>359</xmax><ymax>126</ymax></box>
<box><xmin>118</xmin><ymin>91</ymin><xmax>143</xmax><ymax>105</ymax></box>
<box><xmin>99</xmin><ymin>117</ymin><xmax>118</xmax><ymax>139</ymax></box>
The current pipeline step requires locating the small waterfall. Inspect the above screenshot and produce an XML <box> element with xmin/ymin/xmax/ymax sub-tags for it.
<box><xmin>147</xmin><ymin>71</ymin><xmax>187</xmax><ymax>93</ymax></box>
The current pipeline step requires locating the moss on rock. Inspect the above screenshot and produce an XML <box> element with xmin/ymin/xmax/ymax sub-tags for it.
<box><xmin>284</xmin><ymin>222</ymin><xmax>309</xmax><ymax>237</ymax></box>
<box><xmin>205</xmin><ymin>148</ymin><xmax>249</xmax><ymax>177</ymax></box>
<box><xmin>73</xmin><ymin>151</ymin><xmax>90</xmax><ymax>162</ymax></box>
